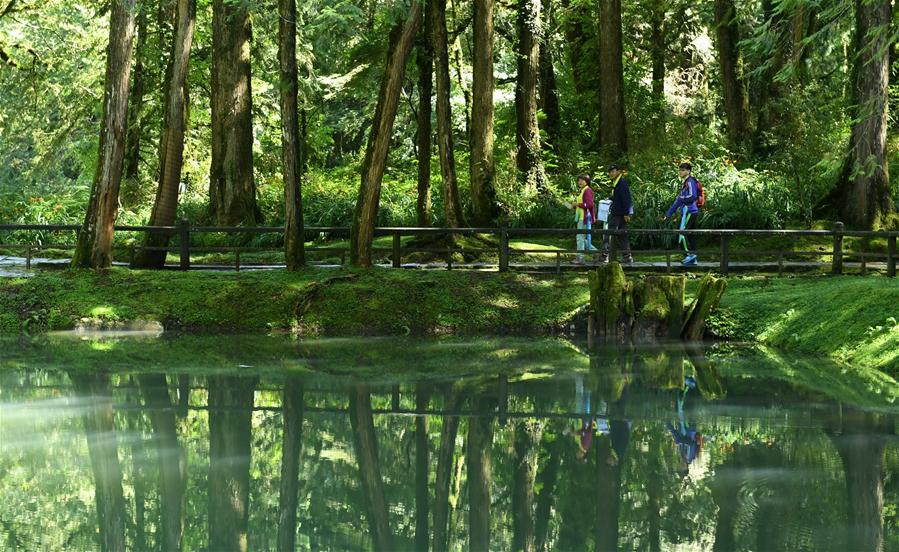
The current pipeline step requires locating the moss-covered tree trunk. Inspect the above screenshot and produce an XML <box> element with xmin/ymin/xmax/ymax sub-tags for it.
<box><xmin>588</xmin><ymin>263</ymin><xmax>631</xmax><ymax>340</ymax></box>
<box><xmin>433</xmin><ymin>0</ymin><xmax>465</xmax><ymax>227</ymax></box>
<box><xmin>598</xmin><ymin>0</ymin><xmax>627</xmax><ymax>158</ymax></box>
<box><xmin>682</xmin><ymin>275</ymin><xmax>727</xmax><ymax>341</ymax></box>
<box><xmin>516</xmin><ymin>0</ymin><xmax>545</xmax><ymax>190</ymax></box>
<box><xmin>350</xmin><ymin>3</ymin><xmax>422</xmax><ymax>266</ymax></box>
<box><xmin>280</xmin><ymin>0</ymin><xmax>305</xmax><ymax>270</ymax></box>
<box><xmin>71</xmin><ymin>0</ymin><xmax>137</xmax><ymax>268</ymax></box>
<box><xmin>133</xmin><ymin>0</ymin><xmax>195</xmax><ymax>269</ymax></box>
<box><xmin>713</xmin><ymin>0</ymin><xmax>751</xmax><ymax>151</ymax></box>
<box><xmin>470</xmin><ymin>0</ymin><xmax>497</xmax><ymax>225</ymax></box>
<box><xmin>416</xmin><ymin>0</ymin><xmax>433</xmax><ymax>228</ymax></box>
<box><xmin>277</xmin><ymin>379</ymin><xmax>304</xmax><ymax>552</ymax></box>
<box><xmin>349</xmin><ymin>385</ymin><xmax>393</xmax><ymax>551</ymax></box>
<box><xmin>209</xmin><ymin>0</ymin><xmax>258</xmax><ymax>226</ymax></box>
<box><xmin>432</xmin><ymin>388</ymin><xmax>461</xmax><ymax>552</ymax></box>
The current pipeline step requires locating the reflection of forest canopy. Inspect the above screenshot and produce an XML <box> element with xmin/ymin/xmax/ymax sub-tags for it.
<box><xmin>1</xmin><ymin>339</ymin><xmax>898</xmax><ymax>550</ymax></box>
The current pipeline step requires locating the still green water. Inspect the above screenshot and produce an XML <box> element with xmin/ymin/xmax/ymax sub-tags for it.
<box><xmin>0</xmin><ymin>335</ymin><xmax>898</xmax><ymax>551</ymax></box>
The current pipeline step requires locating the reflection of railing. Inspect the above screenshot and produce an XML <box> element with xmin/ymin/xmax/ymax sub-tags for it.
<box><xmin>1</xmin><ymin>221</ymin><xmax>896</xmax><ymax>276</ymax></box>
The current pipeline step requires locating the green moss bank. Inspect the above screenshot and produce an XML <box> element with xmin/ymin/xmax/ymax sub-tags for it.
<box><xmin>0</xmin><ymin>269</ymin><xmax>590</xmax><ymax>336</ymax></box>
<box><xmin>707</xmin><ymin>275</ymin><xmax>899</xmax><ymax>374</ymax></box>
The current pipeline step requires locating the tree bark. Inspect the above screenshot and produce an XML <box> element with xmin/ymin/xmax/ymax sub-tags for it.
<box><xmin>132</xmin><ymin>0</ymin><xmax>195</xmax><ymax>269</ymax></box>
<box><xmin>123</xmin><ymin>6</ymin><xmax>147</xmax><ymax>187</ymax></box>
<box><xmin>348</xmin><ymin>385</ymin><xmax>393</xmax><ymax>551</ymax></box>
<box><xmin>594</xmin><ymin>436</ymin><xmax>623</xmax><ymax>552</ymax></box>
<box><xmin>537</xmin><ymin>0</ymin><xmax>562</xmax><ymax>154</ymax></box>
<box><xmin>138</xmin><ymin>374</ymin><xmax>186</xmax><ymax>552</ymax></box>
<box><xmin>208</xmin><ymin>376</ymin><xmax>257</xmax><ymax>552</ymax></box>
<box><xmin>416</xmin><ymin>0</ymin><xmax>434</xmax><ymax>228</ymax></box>
<box><xmin>598</xmin><ymin>0</ymin><xmax>628</xmax><ymax>158</ymax></box>
<box><xmin>516</xmin><ymin>0</ymin><xmax>546</xmax><ymax>190</ymax></box>
<box><xmin>839</xmin><ymin>0</ymin><xmax>894</xmax><ymax>229</ymax></box>
<box><xmin>433</xmin><ymin>0</ymin><xmax>465</xmax><ymax>226</ymax></box>
<box><xmin>280</xmin><ymin>0</ymin><xmax>305</xmax><ymax>269</ymax></box>
<box><xmin>533</xmin><ymin>436</ymin><xmax>562</xmax><ymax>552</ymax></box>
<box><xmin>649</xmin><ymin>0</ymin><xmax>665</xmax><ymax>105</ymax></box>
<box><xmin>71</xmin><ymin>0</ymin><xmax>137</xmax><ymax>268</ymax></box>
<box><xmin>277</xmin><ymin>379</ymin><xmax>304</xmax><ymax>552</ymax></box>
<box><xmin>470</xmin><ymin>0</ymin><xmax>498</xmax><ymax>225</ymax></box>
<box><xmin>209</xmin><ymin>0</ymin><xmax>258</xmax><ymax>226</ymax></box>
<box><xmin>713</xmin><ymin>0</ymin><xmax>751</xmax><ymax>151</ymax></box>
<box><xmin>512</xmin><ymin>420</ymin><xmax>543</xmax><ymax>552</ymax></box>
<box><xmin>415</xmin><ymin>384</ymin><xmax>431</xmax><ymax>551</ymax></box>
<box><xmin>70</xmin><ymin>373</ymin><xmax>127</xmax><ymax>552</ymax></box>
<box><xmin>561</xmin><ymin>0</ymin><xmax>599</xmax><ymax>145</ymax></box>
<box><xmin>432</xmin><ymin>388</ymin><xmax>461</xmax><ymax>552</ymax></box>
<box><xmin>350</xmin><ymin>3</ymin><xmax>422</xmax><ymax>266</ymax></box>
<box><xmin>467</xmin><ymin>397</ymin><xmax>495</xmax><ymax>552</ymax></box>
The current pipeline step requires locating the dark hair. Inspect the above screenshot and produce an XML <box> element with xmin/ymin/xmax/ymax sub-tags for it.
<box><xmin>577</xmin><ymin>173</ymin><xmax>591</xmax><ymax>185</ymax></box>
<box><xmin>679</xmin><ymin>162</ymin><xmax>692</xmax><ymax>171</ymax></box>
<box><xmin>607</xmin><ymin>163</ymin><xmax>620</xmax><ymax>172</ymax></box>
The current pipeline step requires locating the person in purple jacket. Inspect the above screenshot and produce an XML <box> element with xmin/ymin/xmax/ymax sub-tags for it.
<box><xmin>665</xmin><ymin>162</ymin><xmax>700</xmax><ymax>266</ymax></box>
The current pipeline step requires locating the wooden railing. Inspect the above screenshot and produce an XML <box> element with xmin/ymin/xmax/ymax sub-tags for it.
<box><xmin>1</xmin><ymin>221</ymin><xmax>896</xmax><ymax>276</ymax></box>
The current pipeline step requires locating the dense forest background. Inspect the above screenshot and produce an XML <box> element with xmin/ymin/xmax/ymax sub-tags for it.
<box><xmin>0</xmin><ymin>0</ymin><xmax>897</xmax><ymax>265</ymax></box>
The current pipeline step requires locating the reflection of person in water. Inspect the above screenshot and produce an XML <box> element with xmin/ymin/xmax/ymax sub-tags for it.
<box><xmin>566</xmin><ymin>375</ymin><xmax>631</xmax><ymax>464</ymax></box>
<box><xmin>565</xmin><ymin>374</ymin><xmax>599</xmax><ymax>461</ymax></box>
<box><xmin>667</xmin><ymin>376</ymin><xmax>703</xmax><ymax>476</ymax></box>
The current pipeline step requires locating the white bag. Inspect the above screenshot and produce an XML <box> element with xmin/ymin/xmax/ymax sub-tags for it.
<box><xmin>597</xmin><ymin>199</ymin><xmax>612</xmax><ymax>223</ymax></box>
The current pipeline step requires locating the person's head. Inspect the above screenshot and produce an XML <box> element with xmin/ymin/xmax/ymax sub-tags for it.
<box><xmin>577</xmin><ymin>173</ymin><xmax>591</xmax><ymax>189</ymax></box>
<box><xmin>678</xmin><ymin>162</ymin><xmax>692</xmax><ymax>178</ymax></box>
<box><xmin>607</xmin><ymin>163</ymin><xmax>622</xmax><ymax>180</ymax></box>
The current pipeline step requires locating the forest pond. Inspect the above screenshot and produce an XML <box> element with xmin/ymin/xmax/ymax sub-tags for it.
<box><xmin>1</xmin><ymin>334</ymin><xmax>898</xmax><ymax>551</ymax></box>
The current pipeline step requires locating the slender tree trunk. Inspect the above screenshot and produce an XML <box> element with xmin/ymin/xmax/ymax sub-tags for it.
<box><xmin>467</xmin><ymin>397</ymin><xmax>495</xmax><ymax>552</ymax></box>
<box><xmin>470</xmin><ymin>0</ymin><xmax>497</xmax><ymax>225</ymax></box>
<box><xmin>649</xmin><ymin>0</ymin><xmax>665</xmax><ymax>106</ymax></box>
<box><xmin>433</xmin><ymin>0</ymin><xmax>465</xmax><ymax>226</ymax></box>
<box><xmin>594</xmin><ymin>437</ymin><xmax>622</xmax><ymax>552</ymax></box>
<box><xmin>449</xmin><ymin>0</ymin><xmax>472</xmax><ymax>141</ymax></box>
<box><xmin>516</xmin><ymin>0</ymin><xmax>545</xmax><ymax>190</ymax></box>
<box><xmin>561</xmin><ymin>0</ymin><xmax>599</xmax><ymax>145</ymax></box>
<box><xmin>537</xmin><ymin>0</ymin><xmax>562</xmax><ymax>154</ymax></box>
<box><xmin>415</xmin><ymin>384</ymin><xmax>431</xmax><ymax>551</ymax></box>
<box><xmin>208</xmin><ymin>376</ymin><xmax>257</xmax><ymax>552</ymax></box>
<box><xmin>70</xmin><ymin>373</ymin><xmax>127</xmax><ymax>552</ymax></box>
<box><xmin>123</xmin><ymin>6</ymin><xmax>147</xmax><ymax>187</ymax></box>
<box><xmin>348</xmin><ymin>385</ymin><xmax>393</xmax><ymax>551</ymax></box>
<box><xmin>209</xmin><ymin>0</ymin><xmax>258</xmax><ymax>226</ymax></box>
<box><xmin>132</xmin><ymin>0</ymin><xmax>195</xmax><ymax>269</ymax></box>
<box><xmin>71</xmin><ymin>0</ymin><xmax>137</xmax><ymax>268</ymax></box>
<box><xmin>139</xmin><ymin>374</ymin><xmax>186</xmax><ymax>552</ymax></box>
<box><xmin>280</xmin><ymin>0</ymin><xmax>305</xmax><ymax>269</ymax></box>
<box><xmin>416</xmin><ymin>0</ymin><xmax>434</xmax><ymax>228</ymax></box>
<box><xmin>277</xmin><ymin>379</ymin><xmax>304</xmax><ymax>552</ymax></box>
<box><xmin>432</xmin><ymin>389</ymin><xmax>461</xmax><ymax>552</ymax></box>
<box><xmin>512</xmin><ymin>421</ymin><xmax>543</xmax><ymax>552</ymax></box>
<box><xmin>839</xmin><ymin>0</ymin><xmax>894</xmax><ymax>228</ymax></box>
<box><xmin>714</xmin><ymin>0</ymin><xmax>751</xmax><ymax>151</ymax></box>
<box><xmin>350</xmin><ymin>3</ymin><xmax>422</xmax><ymax>266</ymax></box>
<box><xmin>598</xmin><ymin>0</ymin><xmax>628</xmax><ymax>158</ymax></box>
<box><xmin>533</xmin><ymin>436</ymin><xmax>562</xmax><ymax>552</ymax></box>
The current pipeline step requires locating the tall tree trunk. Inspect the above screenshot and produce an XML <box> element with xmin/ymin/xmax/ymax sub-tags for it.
<box><xmin>537</xmin><ymin>0</ymin><xmax>562</xmax><ymax>155</ymax></box>
<box><xmin>415</xmin><ymin>384</ymin><xmax>431</xmax><ymax>551</ymax></box>
<box><xmin>512</xmin><ymin>420</ymin><xmax>543</xmax><ymax>552</ymax></box>
<box><xmin>208</xmin><ymin>376</ymin><xmax>257</xmax><ymax>552</ymax></box>
<box><xmin>139</xmin><ymin>374</ymin><xmax>186</xmax><ymax>552</ymax></box>
<box><xmin>432</xmin><ymin>388</ymin><xmax>461</xmax><ymax>552</ymax></box>
<box><xmin>70</xmin><ymin>373</ymin><xmax>127</xmax><ymax>552</ymax></box>
<box><xmin>714</xmin><ymin>0</ymin><xmax>751</xmax><ymax>151</ymax></box>
<box><xmin>561</xmin><ymin>0</ymin><xmax>599</xmax><ymax>146</ymax></box>
<box><xmin>594</xmin><ymin>436</ymin><xmax>622</xmax><ymax>552</ymax></box>
<box><xmin>533</xmin><ymin>435</ymin><xmax>562</xmax><ymax>552</ymax></box>
<box><xmin>71</xmin><ymin>0</ymin><xmax>137</xmax><ymax>268</ymax></box>
<box><xmin>470</xmin><ymin>0</ymin><xmax>497</xmax><ymax>225</ymax></box>
<box><xmin>277</xmin><ymin>379</ymin><xmax>304</xmax><ymax>551</ymax></box>
<box><xmin>598</xmin><ymin>0</ymin><xmax>628</xmax><ymax>158</ymax></box>
<box><xmin>516</xmin><ymin>0</ymin><xmax>546</xmax><ymax>190</ymax></box>
<box><xmin>839</xmin><ymin>0</ymin><xmax>894</xmax><ymax>229</ymax></box>
<box><xmin>123</xmin><ymin>6</ymin><xmax>147</xmax><ymax>187</ymax></box>
<box><xmin>416</xmin><ymin>0</ymin><xmax>434</xmax><ymax>228</ymax></box>
<box><xmin>467</xmin><ymin>397</ymin><xmax>495</xmax><ymax>552</ymax></box>
<box><xmin>350</xmin><ymin>3</ymin><xmax>422</xmax><ymax>266</ymax></box>
<box><xmin>433</xmin><ymin>0</ymin><xmax>465</xmax><ymax>226</ymax></box>
<box><xmin>280</xmin><ymin>0</ymin><xmax>305</xmax><ymax>269</ymax></box>
<box><xmin>209</xmin><ymin>0</ymin><xmax>258</xmax><ymax>226</ymax></box>
<box><xmin>132</xmin><ymin>0</ymin><xmax>195</xmax><ymax>269</ymax></box>
<box><xmin>348</xmin><ymin>385</ymin><xmax>394</xmax><ymax>551</ymax></box>
<box><xmin>649</xmin><ymin>0</ymin><xmax>665</xmax><ymax>107</ymax></box>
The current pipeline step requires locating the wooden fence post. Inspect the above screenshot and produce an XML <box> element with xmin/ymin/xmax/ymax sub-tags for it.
<box><xmin>499</xmin><ymin>225</ymin><xmax>509</xmax><ymax>272</ymax></box>
<box><xmin>179</xmin><ymin>219</ymin><xmax>191</xmax><ymax>271</ymax></box>
<box><xmin>719</xmin><ymin>235</ymin><xmax>730</xmax><ymax>275</ymax></box>
<box><xmin>392</xmin><ymin>232</ymin><xmax>401</xmax><ymax>268</ymax></box>
<box><xmin>831</xmin><ymin>221</ymin><xmax>843</xmax><ymax>275</ymax></box>
<box><xmin>888</xmin><ymin>236</ymin><xmax>897</xmax><ymax>278</ymax></box>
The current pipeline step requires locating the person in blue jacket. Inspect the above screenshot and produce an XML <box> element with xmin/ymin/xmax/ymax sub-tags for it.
<box><xmin>598</xmin><ymin>163</ymin><xmax>634</xmax><ymax>264</ymax></box>
<box><xmin>665</xmin><ymin>162</ymin><xmax>700</xmax><ymax>266</ymax></box>
<box><xmin>667</xmin><ymin>376</ymin><xmax>702</xmax><ymax>477</ymax></box>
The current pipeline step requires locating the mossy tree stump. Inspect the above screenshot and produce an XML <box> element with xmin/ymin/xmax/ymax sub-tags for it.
<box><xmin>587</xmin><ymin>264</ymin><xmax>725</xmax><ymax>342</ymax></box>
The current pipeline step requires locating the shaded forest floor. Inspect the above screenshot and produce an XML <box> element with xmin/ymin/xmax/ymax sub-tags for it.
<box><xmin>0</xmin><ymin>269</ymin><xmax>897</xmax><ymax>374</ymax></box>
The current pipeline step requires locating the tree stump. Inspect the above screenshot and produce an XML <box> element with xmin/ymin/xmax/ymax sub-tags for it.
<box><xmin>681</xmin><ymin>275</ymin><xmax>727</xmax><ymax>341</ymax></box>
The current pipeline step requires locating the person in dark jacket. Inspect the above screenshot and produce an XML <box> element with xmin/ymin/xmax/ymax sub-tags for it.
<box><xmin>598</xmin><ymin>163</ymin><xmax>634</xmax><ymax>264</ymax></box>
<box><xmin>665</xmin><ymin>162</ymin><xmax>700</xmax><ymax>265</ymax></box>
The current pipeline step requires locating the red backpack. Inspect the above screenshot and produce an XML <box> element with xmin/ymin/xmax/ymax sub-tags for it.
<box><xmin>695</xmin><ymin>179</ymin><xmax>706</xmax><ymax>209</ymax></box>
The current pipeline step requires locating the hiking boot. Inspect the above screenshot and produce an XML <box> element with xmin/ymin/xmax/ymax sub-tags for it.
<box><xmin>595</xmin><ymin>253</ymin><xmax>608</xmax><ymax>264</ymax></box>
<box><xmin>682</xmin><ymin>254</ymin><xmax>698</xmax><ymax>266</ymax></box>
<box><xmin>572</xmin><ymin>258</ymin><xmax>586</xmax><ymax>265</ymax></box>
<box><xmin>622</xmin><ymin>255</ymin><xmax>634</xmax><ymax>265</ymax></box>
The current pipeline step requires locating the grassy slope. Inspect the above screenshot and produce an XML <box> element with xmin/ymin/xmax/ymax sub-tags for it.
<box><xmin>0</xmin><ymin>268</ymin><xmax>590</xmax><ymax>335</ymax></box>
<box><xmin>708</xmin><ymin>275</ymin><xmax>899</xmax><ymax>373</ymax></box>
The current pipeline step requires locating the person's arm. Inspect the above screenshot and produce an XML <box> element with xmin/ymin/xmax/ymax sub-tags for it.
<box><xmin>621</xmin><ymin>180</ymin><xmax>633</xmax><ymax>219</ymax></box>
<box><xmin>682</xmin><ymin>178</ymin><xmax>698</xmax><ymax>205</ymax></box>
